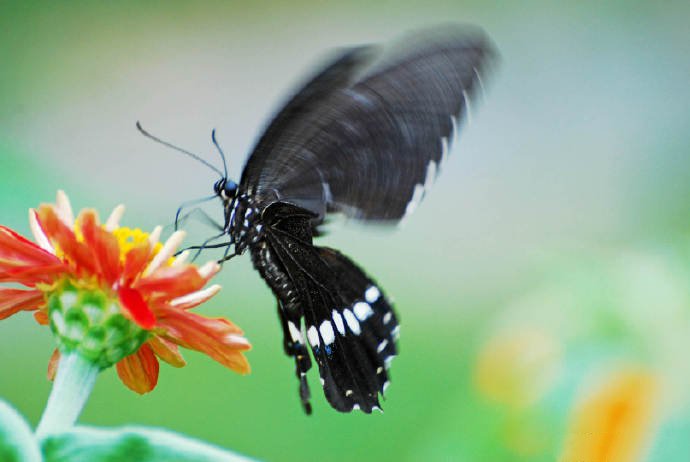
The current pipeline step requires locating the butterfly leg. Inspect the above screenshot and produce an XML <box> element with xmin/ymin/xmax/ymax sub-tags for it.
<box><xmin>173</xmin><ymin>195</ymin><xmax>220</xmax><ymax>230</ymax></box>
<box><xmin>174</xmin><ymin>206</ymin><xmax>224</xmax><ymax>232</ymax></box>
<box><xmin>276</xmin><ymin>300</ymin><xmax>313</xmax><ymax>414</ymax></box>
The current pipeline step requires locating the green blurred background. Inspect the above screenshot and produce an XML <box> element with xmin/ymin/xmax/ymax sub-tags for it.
<box><xmin>2</xmin><ymin>1</ymin><xmax>690</xmax><ymax>461</ymax></box>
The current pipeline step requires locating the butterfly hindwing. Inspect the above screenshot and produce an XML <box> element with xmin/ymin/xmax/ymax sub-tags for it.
<box><xmin>262</xmin><ymin>202</ymin><xmax>398</xmax><ymax>412</ymax></box>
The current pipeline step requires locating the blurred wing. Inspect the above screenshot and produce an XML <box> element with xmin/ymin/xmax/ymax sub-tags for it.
<box><xmin>241</xmin><ymin>25</ymin><xmax>496</xmax><ymax>221</ymax></box>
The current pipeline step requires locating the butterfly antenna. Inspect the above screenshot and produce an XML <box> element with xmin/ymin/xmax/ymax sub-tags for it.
<box><xmin>211</xmin><ymin>129</ymin><xmax>229</xmax><ymax>179</ymax></box>
<box><xmin>136</xmin><ymin>121</ymin><xmax>225</xmax><ymax>178</ymax></box>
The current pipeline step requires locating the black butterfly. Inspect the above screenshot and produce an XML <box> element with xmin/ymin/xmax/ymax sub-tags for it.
<box><xmin>140</xmin><ymin>25</ymin><xmax>495</xmax><ymax>414</ymax></box>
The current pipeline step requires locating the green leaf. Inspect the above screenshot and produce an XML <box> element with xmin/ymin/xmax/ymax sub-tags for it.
<box><xmin>42</xmin><ymin>425</ymin><xmax>256</xmax><ymax>462</ymax></box>
<box><xmin>0</xmin><ymin>400</ymin><xmax>42</xmax><ymax>462</ymax></box>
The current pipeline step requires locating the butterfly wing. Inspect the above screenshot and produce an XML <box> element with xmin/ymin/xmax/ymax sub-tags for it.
<box><xmin>260</xmin><ymin>202</ymin><xmax>398</xmax><ymax>413</ymax></box>
<box><xmin>240</xmin><ymin>25</ymin><xmax>496</xmax><ymax>221</ymax></box>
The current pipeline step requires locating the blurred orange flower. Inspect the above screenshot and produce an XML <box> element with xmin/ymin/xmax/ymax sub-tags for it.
<box><xmin>0</xmin><ymin>191</ymin><xmax>250</xmax><ymax>394</ymax></box>
<box><xmin>559</xmin><ymin>367</ymin><xmax>658</xmax><ymax>462</ymax></box>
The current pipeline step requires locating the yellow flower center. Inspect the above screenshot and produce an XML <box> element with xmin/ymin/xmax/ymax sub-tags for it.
<box><xmin>113</xmin><ymin>227</ymin><xmax>171</xmax><ymax>265</ymax></box>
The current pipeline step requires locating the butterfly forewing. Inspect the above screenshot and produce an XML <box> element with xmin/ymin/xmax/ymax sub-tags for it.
<box><xmin>240</xmin><ymin>26</ymin><xmax>495</xmax><ymax>222</ymax></box>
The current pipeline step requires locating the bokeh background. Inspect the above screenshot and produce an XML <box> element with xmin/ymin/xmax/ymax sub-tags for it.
<box><xmin>2</xmin><ymin>1</ymin><xmax>690</xmax><ymax>461</ymax></box>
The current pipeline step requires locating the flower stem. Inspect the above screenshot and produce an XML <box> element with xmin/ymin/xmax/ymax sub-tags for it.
<box><xmin>36</xmin><ymin>352</ymin><xmax>99</xmax><ymax>438</ymax></box>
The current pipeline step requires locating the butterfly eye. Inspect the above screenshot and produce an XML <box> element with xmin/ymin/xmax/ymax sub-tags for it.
<box><xmin>223</xmin><ymin>180</ymin><xmax>238</xmax><ymax>199</ymax></box>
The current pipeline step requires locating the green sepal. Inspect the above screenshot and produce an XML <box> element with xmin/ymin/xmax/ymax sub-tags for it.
<box><xmin>0</xmin><ymin>400</ymin><xmax>42</xmax><ymax>462</ymax></box>
<box><xmin>47</xmin><ymin>280</ymin><xmax>149</xmax><ymax>368</ymax></box>
<box><xmin>41</xmin><ymin>426</ymin><xmax>256</xmax><ymax>462</ymax></box>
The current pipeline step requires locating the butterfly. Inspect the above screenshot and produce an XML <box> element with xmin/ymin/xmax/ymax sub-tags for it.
<box><xmin>139</xmin><ymin>25</ymin><xmax>495</xmax><ymax>414</ymax></box>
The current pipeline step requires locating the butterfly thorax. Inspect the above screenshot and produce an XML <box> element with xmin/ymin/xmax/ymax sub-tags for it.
<box><xmin>226</xmin><ymin>193</ymin><xmax>264</xmax><ymax>255</ymax></box>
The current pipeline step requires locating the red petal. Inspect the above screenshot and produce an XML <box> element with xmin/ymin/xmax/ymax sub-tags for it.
<box><xmin>116</xmin><ymin>343</ymin><xmax>160</xmax><ymax>394</ymax></box>
<box><xmin>157</xmin><ymin>307</ymin><xmax>251</xmax><ymax>374</ymax></box>
<box><xmin>47</xmin><ymin>349</ymin><xmax>60</xmax><ymax>381</ymax></box>
<box><xmin>37</xmin><ymin>206</ymin><xmax>98</xmax><ymax>275</ymax></box>
<box><xmin>80</xmin><ymin>210</ymin><xmax>121</xmax><ymax>285</ymax></box>
<box><xmin>0</xmin><ymin>264</ymin><xmax>66</xmax><ymax>285</ymax></box>
<box><xmin>0</xmin><ymin>288</ymin><xmax>44</xmax><ymax>320</ymax></box>
<box><xmin>147</xmin><ymin>336</ymin><xmax>186</xmax><ymax>368</ymax></box>
<box><xmin>0</xmin><ymin>226</ymin><xmax>64</xmax><ymax>285</ymax></box>
<box><xmin>117</xmin><ymin>286</ymin><xmax>156</xmax><ymax>329</ymax></box>
<box><xmin>0</xmin><ymin>226</ymin><xmax>60</xmax><ymax>267</ymax></box>
<box><xmin>136</xmin><ymin>266</ymin><xmax>206</xmax><ymax>300</ymax></box>
<box><xmin>121</xmin><ymin>243</ymin><xmax>152</xmax><ymax>284</ymax></box>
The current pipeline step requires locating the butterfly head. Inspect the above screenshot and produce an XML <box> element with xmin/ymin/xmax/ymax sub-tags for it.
<box><xmin>214</xmin><ymin>177</ymin><xmax>238</xmax><ymax>202</ymax></box>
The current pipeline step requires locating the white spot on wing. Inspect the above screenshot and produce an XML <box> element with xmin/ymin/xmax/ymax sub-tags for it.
<box><xmin>440</xmin><ymin>136</ymin><xmax>450</xmax><ymax>166</ymax></box>
<box><xmin>462</xmin><ymin>89</ymin><xmax>472</xmax><ymax>125</ymax></box>
<box><xmin>424</xmin><ymin>160</ymin><xmax>437</xmax><ymax>193</ymax></box>
<box><xmin>345</xmin><ymin>88</ymin><xmax>373</xmax><ymax>107</ymax></box>
<box><xmin>322</xmin><ymin>182</ymin><xmax>333</xmax><ymax>202</ymax></box>
<box><xmin>450</xmin><ymin>115</ymin><xmax>459</xmax><ymax>141</ymax></box>
<box><xmin>332</xmin><ymin>310</ymin><xmax>345</xmax><ymax>335</ymax></box>
<box><xmin>345</xmin><ymin>389</ymin><xmax>353</xmax><ymax>397</ymax></box>
<box><xmin>353</xmin><ymin>301</ymin><xmax>373</xmax><ymax>321</ymax></box>
<box><xmin>383</xmin><ymin>312</ymin><xmax>392</xmax><ymax>324</ymax></box>
<box><xmin>473</xmin><ymin>66</ymin><xmax>486</xmax><ymax>99</ymax></box>
<box><xmin>365</xmin><ymin>286</ymin><xmax>381</xmax><ymax>303</ymax></box>
<box><xmin>319</xmin><ymin>320</ymin><xmax>335</xmax><ymax>345</ymax></box>
<box><xmin>307</xmin><ymin>326</ymin><xmax>319</xmax><ymax>347</ymax></box>
<box><xmin>402</xmin><ymin>184</ymin><xmax>424</xmax><ymax>221</ymax></box>
<box><xmin>343</xmin><ymin>309</ymin><xmax>361</xmax><ymax>335</ymax></box>
<box><xmin>288</xmin><ymin>321</ymin><xmax>304</xmax><ymax>344</ymax></box>
<box><xmin>377</xmin><ymin>339</ymin><xmax>389</xmax><ymax>354</ymax></box>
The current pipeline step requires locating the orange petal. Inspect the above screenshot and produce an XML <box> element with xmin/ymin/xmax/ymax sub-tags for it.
<box><xmin>47</xmin><ymin>349</ymin><xmax>60</xmax><ymax>381</ymax></box>
<box><xmin>80</xmin><ymin>210</ymin><xmax>121</xmax><ymax>285</ymax></box>
<box><xmin>121</xmin><ymin>242</ymin><xmax>152</xmax><ymax>284</ymax></box>
<box><xmin>37</xmin><ymin>206</ymin><xmax>98</xmax><ymax>275</ymax></box>
<box><xmin>117</xmin><ymin>286</ymin><xmax>156</xmax><ymax>329</ymax></box>
<box><xmin>116</xmin><ymin>343</ymin><xmax>160</xmax><ymax>394</ymax></box>
<box><xmin>157</xmin><ymin>307</ymin><xmax>251</xmax><ymax>374</ymax></box>
<box><xmin>0</xmin><ymin>264</ymin><xmax>66</xmax><ymax>285</ymax></box>
<box><xmin>34</xmin><ymin>310</ymin><xmax>49</xmax><ymax>325</ymax></box>
<box><xmin>0</xmin><ymin>288</ymin><xmax>44</xmax><ymax>320</ymax></box>
<box><xmin>136</xmin><ymin>266</ymin><xmax>206</xmax><ymax>300</ymax></box>
<box><xmin>147</xmin><ymin>336</ymin><xmax>186</xmax><ymax>368</ymax></box>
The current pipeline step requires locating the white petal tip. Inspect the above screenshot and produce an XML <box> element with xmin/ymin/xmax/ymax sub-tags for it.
<box><xmin>148</xmin><ymin>226</ymin><xmax>163</xmax><ymax>246</ymax></box>
<box><xmin>143</xmin><ymin>230</ymin><xmax>186</xmax><ymax>276</ymax></box>
<box><xmin>28</xmin><ymin>209</ymin><xmax>55</xmax><ymax>254</ymax></box>
<box><xmin>170</xmin><ymin>284</ymin><xmax>221</xmax><ymax>307</ymax></box>
<box><xmin>171</xmin><ymin>250</ymin><xmax>190</xmax><ymax>267</ymax></box>
<box><xmin>104</xmin><ymin>204</ymin><xmax>126</xmax><ymax>232</ymax></box>
<box><xmin>55</xmin><ymin>190</ymin><xmax>75</xmax><ymax>226</ymax></box>
<box><xmin>225</xmin><ymin>333</ymin><xmax>251</xmax><ymax>347</ymax></box>
<box><xmin>198</xmin><ymin>261</ymin><xmax>221</xmax><ymax>279</ymax></box>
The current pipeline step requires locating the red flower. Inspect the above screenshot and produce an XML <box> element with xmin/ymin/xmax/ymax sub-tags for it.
<box><xmin>0</xmin><ymin>191</ymin><xmax>250</xmax><ymax>393</ymax></box>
